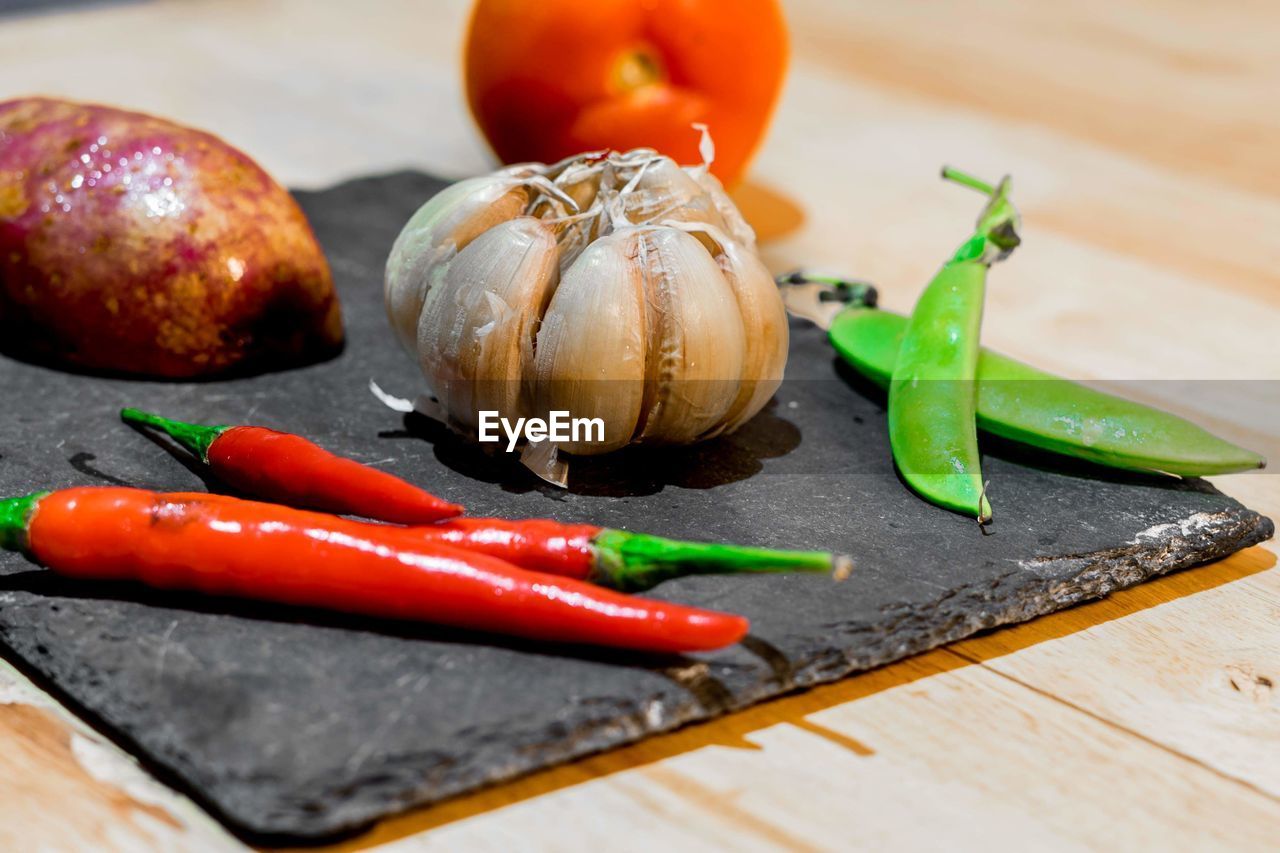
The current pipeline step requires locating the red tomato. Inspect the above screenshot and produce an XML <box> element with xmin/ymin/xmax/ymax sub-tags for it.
<box><xmin>463</xmin><ymin>0</ymin><xmax>789</xmax><ymax>187</ymax></box>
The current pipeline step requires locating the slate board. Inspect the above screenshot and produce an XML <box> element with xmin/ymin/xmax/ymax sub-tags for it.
<box><xmin>0</xmin><ymin>171</ymin><xmax>1270</xmax><ymax>842</ymax></box>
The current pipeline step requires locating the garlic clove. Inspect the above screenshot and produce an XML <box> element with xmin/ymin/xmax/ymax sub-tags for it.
<box><xmin>705</xmin><ymin>231</ymin><xmax>789</xmax><ymax>435</ymax></box>
<box><xmin>551</xmin><ymin>158</ymin><xmax>605</xmax><ymax>212</ymax></box>
<box><xmin>386</xmin><ymin>175</ymin><xmax>529</xmax><ymax>353</ymax></box>
<box><xmin>632</xmin><ymin>226</ymin><xmax>746</xmax><ymax>444</ymax></box>
<box><xmin>548</xmin><ymin>207</ymin><xmax>607</xmax><ymax>275</ymax></box>
<box><xmin>533</xmin><ymin>233</ymin><xmax>647</xmax><ymax>455</ymax></box>
<box><xmin>610</xmin><ymin>156</ymin><xmax>730</xmax><ymax>235</ymax></box>
<box><xmin>690</xmin><ymin>168</ymin><xmax>758</xmax><ymax>249</ymax></box>
<box><xmin>415</xmin><ymin>216</ymin><xmax>558</xmax><ymax>433</ymax></box>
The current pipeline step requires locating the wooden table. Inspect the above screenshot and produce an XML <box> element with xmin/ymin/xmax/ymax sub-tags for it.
<box><xmin>1</xmin><ymin>1</ymin><xmax>1277</xmax><ymax>849</ymax></box>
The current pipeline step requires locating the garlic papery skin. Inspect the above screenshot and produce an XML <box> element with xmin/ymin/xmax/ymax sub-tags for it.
<box><xmin>416</xmin><ymin>216</ymin><xmax>559</xmax><ymax>435</ymax></box>
<box><xmin>385</xmin><ymin>174</ymin><xmax>530</xmax><ymax>352</ymax></box>
<box><xmin>385</xmin><ymin>146</ymin><xmax>789</xmax><ymax>475</ymax></box>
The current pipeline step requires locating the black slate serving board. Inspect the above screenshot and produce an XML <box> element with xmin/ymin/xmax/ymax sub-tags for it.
<box><xmin>0</xmin><ymin>172</ymin><xmax>1270</xmax><ymax>841</ymax></box>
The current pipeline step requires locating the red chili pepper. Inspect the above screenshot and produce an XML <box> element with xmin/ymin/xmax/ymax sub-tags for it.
<box><xmin>120</xmin><ymin>408</ymin><xmax>462</xmax><ymax>524</ymax></box>
<box><xmin>416</xmin><ymin>518</ymin><xmax>852</xmax><ymax>592</ymax></box>
<box><xmin>0</xmin><ymin>487</ymin><xmax>747</xmax><ymax>653</ymax></box>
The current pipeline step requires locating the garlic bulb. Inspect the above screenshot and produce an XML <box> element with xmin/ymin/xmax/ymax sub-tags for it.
<box><xmin>385</xmin><ymin>147</ymin><xmax>789</xmax><ymax>472</ymax></box>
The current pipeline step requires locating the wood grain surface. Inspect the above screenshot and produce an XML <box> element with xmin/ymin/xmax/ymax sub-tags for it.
<box><xmin>0</xmin><ymin>0</ymin><xmax>1276</xmax><ymax>849</ymax></box>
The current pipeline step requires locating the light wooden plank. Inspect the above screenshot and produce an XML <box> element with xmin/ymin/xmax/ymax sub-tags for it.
<box><xmin>783</xmin><ymin>0</ymin><xmax>1280</xmax><ymax>198</ymax></box>
<box><xmin>336</xmin><ymin>650</ymin><xmax>1280</xmax><ymax>852</ymax></box>
<box><xmin>942</xmin><ymin>469</ymin><xmax>1280</xmax><ymax>800</ymax></box>
<box><xmin>0</xmin><ymin>659</ymin><xmax>240</xmax><ymax>851</ymax></box>
<box><xmin>951</xmin><ymin>546</ymin><xmax>1280</xmax><ymax>790</ymax></box>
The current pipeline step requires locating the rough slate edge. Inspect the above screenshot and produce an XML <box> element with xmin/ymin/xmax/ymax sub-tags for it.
<box><xmin>0</xmin><ymin>170</ymin><xmax>1270</xmax><ymax>844</ymax></box>
<box><xmin>358</xmin><ymin>518</ymin><xmax>1274</xmax><ymax>819</ymax></box>
<box><xmin>343</xmin><ymin>519</ymin><xmax>1274</xmax><ymax>818</ymax></box>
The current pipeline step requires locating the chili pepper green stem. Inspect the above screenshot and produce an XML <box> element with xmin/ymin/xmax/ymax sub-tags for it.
<box><xmin>0</xmin><ymin>492</ymin><xmax>46</xmax><ymax>553</ymax></box>
<box><xmin>589</xmin><ymin>529</ymin><xmax>851</xmax><ymax>593</ymax></box>
<box><xmin>120</xmin><ymin>408</ymin><xmax>228</xmax><ymax>462</ymax></box>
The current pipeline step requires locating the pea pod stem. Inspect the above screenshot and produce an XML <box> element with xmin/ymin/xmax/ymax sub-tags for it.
<box><xmin>940</xmin><ymin>166</ymin><xmax>994</xmax><ymax>195</ymax></box>
<box><xmin>778</xmin><ymin>272</ymin><xmax>878</xmax><ymax>307</ymax></box>
<box><xmin>777</xmin><ymin>272</ymin><xmax>878</xmax><ymax>329</ymax></box>
<box><xmin>943</xmin><ymin>165</ymin><xmax>1021</xmax><ymax>258</ymax></box>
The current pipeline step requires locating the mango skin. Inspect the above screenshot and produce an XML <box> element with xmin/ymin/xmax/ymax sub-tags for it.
<box><xmin>0</xmin><ymin>98</ymin><xmax>342</xmax><ymax>377</ymax></box>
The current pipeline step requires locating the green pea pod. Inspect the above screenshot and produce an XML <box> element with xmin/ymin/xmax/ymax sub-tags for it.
<box><xmin>832</xmin><ymin>306</ymin><xmax>1266</xmax><ymax>477</ymax></box>
<box><xmin>888</xmin><ymin>169</ymin><xmax>1021</xmax><ymax>523</ymax></box>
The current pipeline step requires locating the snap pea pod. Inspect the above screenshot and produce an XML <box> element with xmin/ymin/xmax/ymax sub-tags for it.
<box><xmin>888</xmin><ymin>168</ymin><xmax>1021</xmax><ymax>522</ymax></box>
<box><xmin>832</xmin><ymin>306</ymin><xmax>1266</xmax><ymax>477</ymax></box>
